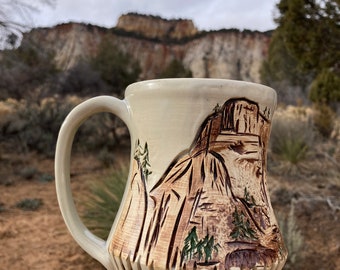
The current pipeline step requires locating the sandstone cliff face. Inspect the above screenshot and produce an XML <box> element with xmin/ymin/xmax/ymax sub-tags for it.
<box><xmin>116</xmin><ymin>13</ymin><xmax>198</xmax><ymax>41</ymax></box>
<box><xmin>24</xmin><ymin>14</ymin><xmax>271</xmax><ymax>83</ymax></box>
<box><xmin>26</xmin><ymin>23</ymin><xmax>105</xmax><ymax>70</ymax></box>
<box><xmin>183</xmin><ymin>31</ymin><xmax>270</xmax><ymax>82</ymax></box>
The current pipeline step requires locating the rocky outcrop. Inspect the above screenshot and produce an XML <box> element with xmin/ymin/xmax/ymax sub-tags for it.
<box><xmin>22</xmin><ymin>13</ymin><xmax>271</xmax><ymax>83</ymax></box>
<box><xmin>25</xmin><ymin>23</ymin><xmax>106</xmax><ymax>70</ymax></box>
<box><xmin>116</xmin><ymin>13</ymin><xmax>198</xmax><ymax>41</ymax></box>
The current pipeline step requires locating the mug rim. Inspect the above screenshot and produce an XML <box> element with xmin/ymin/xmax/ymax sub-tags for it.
<box><xmin>125</xmin><ymin>78</ymin><xmax>277</xmax><ymax>109</ymax></box>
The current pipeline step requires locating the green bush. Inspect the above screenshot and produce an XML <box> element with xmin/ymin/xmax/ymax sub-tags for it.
<box><xmin>19</xmin><ymin>166</ymin><xmax>38</xmax><ymax>180</ymax></box>
<box><xmin>0</xmin><ymin>39</ymin><xmax>57</xmax><ymax>100</ymax></box>
<box><xmin>0</xmin><ymin>100</ymin><xmax>72</xmax><ymax>157</ymax></box>
<box><xmin>312</xmin><ymin>102</ymin><xmax>336</xmax><ymax>138</ymax></box>
<box><xmin>16</xmin><ymin>198</ymin><xmax>43</xmax><ymax>211</ymax></box>
<box><xmin>74</xmin><ymin>112</ymin><xmax>130</xmax><ymax>153</ymax></box>
<box><xmin>59</xmin><ymin>60</ymin><xmax>106</xmax><ymax>97</ymax></box>
<box><xmin>309</xmin><ymin>69</ymin><xmax>340</xmax><ymax>104</ymax></box>
<box><xmin>81</xmin><ymin>166</ymin><xmax>128</xmax><ymax>239</ymax></box>
<box><xmin>158</xmin><ymin>59</ymin><xmax>192</xmax><ymax>78</ymax></box>
<box><xmin>91</xmin><ymin>36</ymin><xmax>141</xmax><ymax>97</ymax></box>
<box><xmin>0</xmin><ymin>98</ymin><xmax>129</xmax><ymax>157</ymax></box>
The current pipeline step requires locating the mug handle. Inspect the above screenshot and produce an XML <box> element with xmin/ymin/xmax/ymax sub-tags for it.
<box><xmin>55</xmin><ymin>96</ymin><xmax>131</xmax><ymax>269</ymax></box>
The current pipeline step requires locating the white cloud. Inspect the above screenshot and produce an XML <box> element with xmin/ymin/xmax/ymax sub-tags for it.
<box><xmin>31</xmin><ymin>0</ymin><xmax>278</xmax><ymax>31</ymax></box>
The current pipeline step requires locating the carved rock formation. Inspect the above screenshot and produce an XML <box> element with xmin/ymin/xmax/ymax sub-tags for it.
<box><xmin>109</xmin><ymin>99</ymin><xmax>287</xmax><ymax>270</ymax></box>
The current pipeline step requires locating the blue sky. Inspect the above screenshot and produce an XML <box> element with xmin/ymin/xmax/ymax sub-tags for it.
<box><xmin>31</xmin><ymin>0</ymin><xmax>279</xmax><ymax>31</ymax></box>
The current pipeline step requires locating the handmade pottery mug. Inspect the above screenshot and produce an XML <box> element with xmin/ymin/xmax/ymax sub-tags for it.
<box><xmin>55</xmin><ymin>79</ymin><xmax>287</xmax><ymax>270</ymax></box>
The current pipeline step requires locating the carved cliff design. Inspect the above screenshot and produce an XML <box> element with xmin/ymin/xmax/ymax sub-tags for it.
<box><xmin>109</xmin><ymin>98</ymin><xmax>287</xmax><ymax>270</ymax></box>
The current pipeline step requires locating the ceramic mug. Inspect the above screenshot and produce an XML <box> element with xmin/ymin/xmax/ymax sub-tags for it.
<box><xmin>55</xmin><ymin>79</ymin><xmax>287</xmax><ymax>270</ymax></box>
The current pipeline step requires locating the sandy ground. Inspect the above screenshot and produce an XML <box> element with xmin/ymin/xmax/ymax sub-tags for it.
<box><xmin>0</xmin><ymin>154</ymin><xmax>106</xmax><ymax>270</ymax></box>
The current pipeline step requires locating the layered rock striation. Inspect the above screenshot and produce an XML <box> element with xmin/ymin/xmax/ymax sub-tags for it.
<box><xmin>22</xmin><ymin>13</ymin><xmax>271</xmax><ymax>83</ymax></box>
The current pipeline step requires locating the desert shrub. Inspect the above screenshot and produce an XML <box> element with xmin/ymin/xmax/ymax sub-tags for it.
<box><xmin>312</xmin><ymin>102</ymin><xmax>336</xmax><ymax>138</ymax></box>
<box><xmin>39</xmin><ymin>173</ymin><xmax>54</xmax><ymax>183</ymax></box>
<box><xmin>272</xmin><ymin>187</ymin><xmax>296</xmax><ymax>206</ymax></box>
<box><xmin>81</xmin><ymin>166</ymin><xmax>128</xmax><ymax>239</ymax></box>
<box><xmin>19</xmin><ymin>166</ymin><xmax>38</xmax><ymax>180</ymax></box>
<box><xmin>0</xmin><ymin>99</ymin><xmax>72</xmax><ymax>157</ymax></box>
<box><xmin>271</xmin><ymin>117</ymin><xmax>311</xmax><ymax>163</ymax></box>
<box><xmin>270</xmin><ymin>111</ymin><xmax>315</xmax><ymax>175</ymax></box>
<box><xmin>74</xmin><ymin>112</ymin><xmax>130</xmax><ymax>154</ymax></box>
<box><xmin>0</xmin><ymin>97</ymin><xmax>129</xmax><ymax>157</ymax></box>
<box><xmin>16</xmin><ymin>198</ymin><xmax>43</xmax><ymax>211</ymax></box>
<box><xmin>91</xmin><ymin>37</ymin><xmax>141</xmax><ymax>97</ymax></box>
<box><xmin>58</xmin><ymin>60</ymin><xmax>107</xmax><ymax>97</ymax></box>
<box><xmin>97</xmin><ymin>147</ymin><xmax>116</xmax><ymax>167</ymax></box>
<box><xmin>309</xmin><ymin>69</ymin><xmax>340</xmax><ymax>104</ymax></box>
<box><xmin>0</xmin><ymin>39</ymin><xmax>57</xmax><ymax>100</ymax></box>
<box><xmin>0</xmin><ymin>202</ymin><xmax>5</xmax><ymax>212</ymax></box>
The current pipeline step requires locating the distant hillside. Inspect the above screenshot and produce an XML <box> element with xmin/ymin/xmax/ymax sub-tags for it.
<box><xmin>22</xmin><ymin>13</ymin><xmax>271</xmax><ymax>83</ymax></box>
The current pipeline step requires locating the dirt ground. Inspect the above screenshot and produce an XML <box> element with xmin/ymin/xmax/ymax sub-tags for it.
<box><xmin>0</xmin><ymin>151</ymin><xmax>339</xmax><ymax>270</ymax></box>
<box><xmin>0</xmin><ymin>153</ymin><xmax>106</xmax><ymax>270</ymax></box>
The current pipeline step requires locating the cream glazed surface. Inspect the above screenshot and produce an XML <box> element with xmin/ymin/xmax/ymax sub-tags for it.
<box><xmin>55</xmin><ymin>79</ymin><xmax>287</xmax><ymax>270</ymax></box>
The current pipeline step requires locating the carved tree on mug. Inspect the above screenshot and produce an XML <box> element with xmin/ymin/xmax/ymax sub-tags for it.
<box><xmin>110</xmin><ymin>98</ymin><xmax>286</xmax><ymax>270</ymax></box>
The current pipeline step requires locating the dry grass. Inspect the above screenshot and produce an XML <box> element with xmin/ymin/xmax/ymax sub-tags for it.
<box><xmin>80</xmin><ymin>164</ymin><xmax>128</xmax><ymax>239</ymax></box>
<box><xmin>269</xmin><ymin>105</ymin><xmax>340</xmax><ymax>179</ymax></box>
<box><xmin>277</xmin><ymin>201</ymin><xmax>304</xmax><ymax>269</ymax></box>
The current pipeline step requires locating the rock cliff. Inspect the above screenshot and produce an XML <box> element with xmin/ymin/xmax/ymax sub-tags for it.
<box><xmin>116</xmin><ymin>13</ymin><xmax>198</xmax><ymax>41</ymax></box>
<box><xmin>23</xmin><ymin>13</ymin><xmax>271</xmax><ymax>83</ymax></box>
